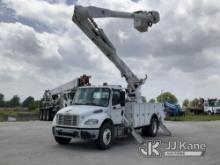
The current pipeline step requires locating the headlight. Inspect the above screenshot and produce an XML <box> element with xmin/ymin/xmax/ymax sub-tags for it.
<box><xmin>84</xmin><ymin>119</ymin><xmax>98</xmax><ymax>125</ymax></box>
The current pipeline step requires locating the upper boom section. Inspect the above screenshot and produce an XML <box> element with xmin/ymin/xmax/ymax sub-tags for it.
<box><xmin>72</xmin><ymin>5</ymin><xmax>160</xmax><ymax>102</ymax></box>
<box><xmin>74</xmin><ymin>6</ymin><xmax>159</xmax><ymax>32</ymax></box>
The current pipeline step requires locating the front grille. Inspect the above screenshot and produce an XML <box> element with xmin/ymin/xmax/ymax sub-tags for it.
<box><xmin>57</xmin><ymin>114</ymin><xmax>78</xmax><ymax>126</ymax></box>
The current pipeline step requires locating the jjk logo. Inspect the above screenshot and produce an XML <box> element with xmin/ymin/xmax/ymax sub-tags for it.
<box><xmin>139</xmin><ymin>140</ymin><xmax>161</xmax><ymax>157</ymax></box>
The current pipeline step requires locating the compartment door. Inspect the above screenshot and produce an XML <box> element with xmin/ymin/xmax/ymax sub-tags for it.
<box><xmin>145</xmin><ymin>103</ymin><xmax>153</xmax><ymax>125</ymax></box>
<box><xmin>139</xmin><ymin>104</ymin><xmax>145</xmax><ymax>126</ymax></box>
<box><xmin>133</xmin><ymin>104</ymin><xmax>140</xmax><ymax>127</ymax></box>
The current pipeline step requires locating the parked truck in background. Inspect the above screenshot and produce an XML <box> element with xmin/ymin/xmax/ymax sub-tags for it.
<box><xmin>204</xmin><ymin>99</ymin><xmax>220</xmax><ymax>115</ymax></box>
<box><xmin>39</xmin><ymin>75</ymin><xmax>91</xmax><ymax>121</ymax></box>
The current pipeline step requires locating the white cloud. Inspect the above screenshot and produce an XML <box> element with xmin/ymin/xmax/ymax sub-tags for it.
<box><xmin>2</xmin><ymin>0</ymin><xmax>73</xmax><ymax>31</ymax></box>
<box><xmin>0</xmin><ymin>0</ymin><xmax>220</xmax><ymax>103</ymax></box>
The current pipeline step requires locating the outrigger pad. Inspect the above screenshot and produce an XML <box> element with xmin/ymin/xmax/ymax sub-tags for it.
<box><xmin>130</xmin><ymin>128</ymin><xmax>144</xmax><ymax>144</ymax></box>
<box><xmin>124</xmin><ymin>116</ymin><xmax>144</xmax><ymax>144</ymax></box>
<box><xmin>159</xmin><ymin>121</ymin><xmax>172</xmax><ymax>136</ymax></box>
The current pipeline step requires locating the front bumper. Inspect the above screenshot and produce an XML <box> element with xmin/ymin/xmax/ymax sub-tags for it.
<box><xmin>52</xmin><ymin>126</ymin><xmax>99</xmax><ymax>140</ymax></box>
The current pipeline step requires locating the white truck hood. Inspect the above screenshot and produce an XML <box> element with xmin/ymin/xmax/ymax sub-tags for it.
<box><xmin>57</xmin><ymin>105</ymin><xmax>104</xmax><ymax>116</ymax></box>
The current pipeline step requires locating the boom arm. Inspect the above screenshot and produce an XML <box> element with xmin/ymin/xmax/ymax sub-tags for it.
<box><xmin>72</xmin><ymin>6</ymin><xmax>160</xmax><ymax>102</ymax></box>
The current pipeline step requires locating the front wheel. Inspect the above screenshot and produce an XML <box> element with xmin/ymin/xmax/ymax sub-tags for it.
<box><xmin>142</xmin><ymin>117</ymin><xmax>159</xmax><ymax>137</ymax></box>
<box><xmin>208</xmin><ymin>111</ymin><xmax>213</xmax><ymax>115</ymax></box>
<box><xmin>54</xmin><ymin>136</ymin><xmax>71</xmax><ymax>145</ymax></box>
<box><xmin>95</xmin><ymin>123</ymin><xmax>114</xmax><ymax>150</ymax></box>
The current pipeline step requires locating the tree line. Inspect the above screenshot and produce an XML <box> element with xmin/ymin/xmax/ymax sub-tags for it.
<box><xmin>182</xmin><ymin>98</ymin><xmax>204</xmax><ymax>109</ymax></box>
<box><xmin>146</xmin><ymin>92</ymin><xmax>204</xmax><ymax>109</ymax></box>
<box><xmin>0</xmin><ymin>93</ymin><xmax>39</xmax><ymax>110</ymax></box>
<box><xmin>0</xmin><ymin>91</ymin><xmax>204</xmax><ymax>110</ymax></box>
<box><xmin>145</xmin><ymin>92</ymin><xmax>178</xmax><ymax>104</ymax></box>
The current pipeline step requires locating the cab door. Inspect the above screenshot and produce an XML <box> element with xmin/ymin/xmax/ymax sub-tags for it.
<box><xmin>110</xmin><ymin>89</ymin><xmax>124</xmax><ymax>125</ymax></box>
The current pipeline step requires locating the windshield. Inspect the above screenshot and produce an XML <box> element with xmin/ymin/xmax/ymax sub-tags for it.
<box><xmin>72</xmin><ymin>88</ymin><xmax>110</xmax><ymax>107</ymax></box>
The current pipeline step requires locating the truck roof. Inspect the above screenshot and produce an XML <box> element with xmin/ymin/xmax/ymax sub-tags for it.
<box><xmin>79</xmin><ymin>85</ymin><xmax>123</xmax><ymax>90</ymax></box>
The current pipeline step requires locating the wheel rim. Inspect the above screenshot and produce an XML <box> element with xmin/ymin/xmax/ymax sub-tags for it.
<box><xmin>103</xmin><ymin>128</ymin><xmax>111</xmax><ymax>145</ymax></box>
<box><xmin>152</xmin><ymin>120</ymin><xmax>157</xmax><ymax>134</ymax></box>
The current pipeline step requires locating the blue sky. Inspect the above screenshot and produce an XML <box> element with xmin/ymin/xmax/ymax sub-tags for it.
<box><xmin>0</xmin><ymin>0</ymin><xmax>220</xmax><ymax>103</ymax></box>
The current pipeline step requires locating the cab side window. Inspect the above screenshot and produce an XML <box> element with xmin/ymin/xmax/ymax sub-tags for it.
<box><xmin>112</xmin><ymin>90</ymin><xmax>121</xmax><ymax>106</ymax></box>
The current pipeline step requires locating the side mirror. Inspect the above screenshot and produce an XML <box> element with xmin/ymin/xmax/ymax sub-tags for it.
<box><xmin>120</xmin><ymin>91</ymin><xmax>125</xmax><ymax>107</ymax></box>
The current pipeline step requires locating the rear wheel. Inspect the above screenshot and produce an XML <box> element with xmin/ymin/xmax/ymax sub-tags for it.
<box><xmin>46</xmin><ymin>110</ymin><xmax>50</xmax><ymax>121</ymax></box>
<box><xmin>44</xmin><ymin>110</ymin><xmax>47</xmax><ymax>121</ymax></box>
<box><xmin>43</xmin><ymin>110</ymin><xmax>46</xmax><ymax>121</ymax></box>
<box><xmin>42</xmin><ymin>110</ymin><xmax>45</xmax><ymax>120</ymax></box>
<box><xmin>142</xmin><ymin>117</ymin><xmax>159</xmax><ymax>137</ymax></box>
<box><xmin>39</xmin><ymin>110</ymin><xmax>43</xmax><ymax>120</ymax></box>
<box><xmin>95</xmin><ymin>123</ymin><xmax>114</xmax><ymax>150</ymax></box>
<box><xmin>54</xmin><ymin>136</ymin><xmax>71</xmax><ymax>145</ymax></box>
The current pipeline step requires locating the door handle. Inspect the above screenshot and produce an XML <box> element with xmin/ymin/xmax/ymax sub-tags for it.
<box><xmin>113</xmin><ymin>106</ymin><xmax>120</xmax><ymax>110</ymax></box>
<box><xmin>121</xmin><ymin>110</ymin><xmax>124</xmax><ymax>116</ymax></box>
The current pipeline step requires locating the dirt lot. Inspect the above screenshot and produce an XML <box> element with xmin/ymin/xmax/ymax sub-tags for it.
<box><xmin>0</xmin><ymin>121</ymin><xmax>219</xmax><ymax>165</ymax></box>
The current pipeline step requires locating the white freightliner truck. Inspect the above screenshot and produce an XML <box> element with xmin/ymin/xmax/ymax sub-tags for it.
<box><xmin>52</xmin><ymin>6</ymin><xmax>170</xmax><ymax>149</ymax></box>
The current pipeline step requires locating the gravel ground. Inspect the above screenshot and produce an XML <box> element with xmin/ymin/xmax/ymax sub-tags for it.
<box><xmin>0</xmin><ymin>121</ymin><xmax>219</xmax><ymax>165</ymax></box>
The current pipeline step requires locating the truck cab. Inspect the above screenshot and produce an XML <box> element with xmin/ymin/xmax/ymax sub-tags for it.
<box><xmin>52</xmin><ymin>85</ymin><xmax>164</xmax><ymax>149</ymax></box>
<box><xmin>52</xmin><ymin>85</ymin><xmax>127</xmax><ymax>148</ymax></box>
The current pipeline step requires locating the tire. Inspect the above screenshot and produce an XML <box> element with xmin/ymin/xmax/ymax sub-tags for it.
<box><xmin>39</xmin><ymin>110</ymin><xmax>43</xmax><ymax>120</ymax></box>
<box><xmin>95</xmin><ymin>123</ymin><xmax>114</xmax><ymax>150</ymax></box>
<box><xmin>54</xmin><ymin>136</ymin><xmax>71</xmax><ymax>145</ymax></box>
<box><xmin>42</xmin><ymin>110</ymin><xmax>44</xmax><ymax>120</ymax></box>
<box><xmin>48</xmin><ymin>111</ymin><xmax>52</xmax><ymax>121</ymax></box>
<box><xmin>44</xmin><ymin>110</ymin><xmax>48</xmax><ymax>121</ymax></box>
<box><xmin>46</xmin><ymin>110</ymin><xmax>50</xmax><ymax>121</ymax></box>
<box><xmin>208</xmin><ymin>111</ymin><xmax>213</xmax><ymax>115</ymax></box>
<box><xmin>41</xmin><ymin>110</ymin><xmax>44</xmax><ymax>120</ymax></box>
<box><xmin>142</xmin><ymin>117</ymin><xmax>159</xmax><ymax>137</ymax></box>
<box><xmin>43</xmin><ymin>110</ymin><xmax>46</xmax><ymax>121</ymax></box>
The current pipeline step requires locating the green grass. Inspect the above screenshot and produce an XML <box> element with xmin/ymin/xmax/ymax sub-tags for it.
<box><xmin>0</xmin><ymin>116</ymin><xmax>4</xmax><ymax>122</ymax></box>
<box><xmin>166</xmin><ymin>114</ymin><xmax>220</xmax><ymax>121</ymax></box>
<box><xmin>0</xmin><ymin>108</ymin><xmax>39</xmax><ymax>122</ymax></box>
<box><xmin>0</xmin><ymin>109</ymin><xmax>19</xmax><ymax>117</ymax></box>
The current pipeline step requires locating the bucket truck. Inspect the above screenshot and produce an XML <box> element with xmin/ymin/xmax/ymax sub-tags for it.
<box><xmin>52</xmin><ymin>6</ymin><xmax>170</xmax><ymax>150</ymax></box>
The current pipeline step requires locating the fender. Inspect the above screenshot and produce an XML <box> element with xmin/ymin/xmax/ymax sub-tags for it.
<box><xmin>79</xmin><ymin>113</ymin><xmax>113</xmax><ymax>129</ymax></box>
<box><xmin>144</xmin><ymin>113</ymin><xmax>160</xmax><ymax>126</ymax></box>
